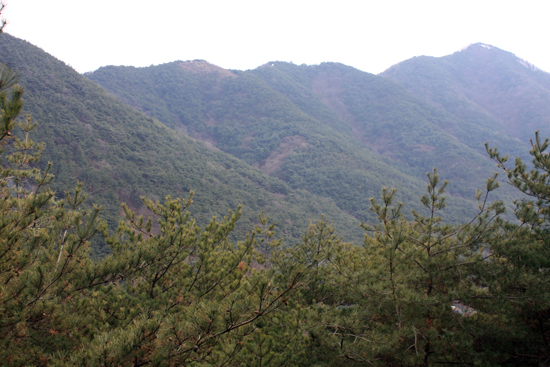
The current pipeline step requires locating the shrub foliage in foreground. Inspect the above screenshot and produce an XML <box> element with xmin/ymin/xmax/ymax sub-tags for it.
<box><xmin>1</xmin><ymin>65</ymin><xmax>549</xmax><ymax>366</ymax></box>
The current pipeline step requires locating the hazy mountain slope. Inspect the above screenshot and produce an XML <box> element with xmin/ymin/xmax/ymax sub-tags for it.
<box><xmin>87</xmin><ymin>61</ymin><xmax>503</xmax><ymax>223</ymax></box>
<box><xmin>248</xmin><ymin>62</ymin><xmax>521</xmax><ymax>207</ymax></box>
<box><xmin>0</xmin><ymin>33</ymin><xmax>364</xmax><ymax>255</ymax></box>
<box><xmin>381</xmin><ymin>43</ymin><xmax>550</xmax><ymax>146</ymax></box>
<box><xmin>252</xmin><ymin>61</ymin><xmax>525</xmax><ymax>159</ymax></box>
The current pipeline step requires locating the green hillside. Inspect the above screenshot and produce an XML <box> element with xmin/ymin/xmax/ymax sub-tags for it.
<box><xmin>87</xmin><ymin>60</ymin><xmax>515</xmax><ymax>223</ymax></box>
<box><xmin>381</xmin><ymin>43</ymin><xmax>550</xmax><ymax>148</ymax></box>
<box><xmin>4</xmin><ymin>27</ymin><xmax>550</xmax><ymax>366</ymax></box>
<box><xmin>0</xmin><ymin>33</ymin><xmax>364</xmax><ymax>256</ymax></box>
<box><xmin>249</xmin><ymin>62</ymin><xmax>516</xmax><ymax>195</ymax></box>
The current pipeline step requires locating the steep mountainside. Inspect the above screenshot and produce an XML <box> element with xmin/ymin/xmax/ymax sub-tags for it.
<box><xmin>87</xmin><ymin>60</ymin><xmax>517</xmax><ymax>222</ymax></box>
<box><xmin>0</xmin><ymin>33</ymin><xmax>364</xmax><ymax>255</ymax></box>
<box><xmin>381</xmin><ymin>43</ymin><xmax>550</xmax><ymax>145</ymax></box>
<box><xmin>249</xmin><ymin>62</ymin><xmax>521</xmax><ymax>196</ymax></box>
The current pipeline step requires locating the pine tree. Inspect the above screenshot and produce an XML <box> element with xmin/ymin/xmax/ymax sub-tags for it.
<box><xmin>471</xmin><ymin>135</ymin><xmax>550</xmax><ymax>365</ymax></box>
<box><xmin>0</xmin><ymin>62</ymin><xmax>109</xmax><ymax>365</ymax></box>
<box><xmin>0</xmin><ymin>60</ymin><xmax>305</xmax><ymax>365</ymax></box>
<box><xmin>289</xmin><ymin>170</ymin><xmax>504</xmax><ymax>366</ymax></box>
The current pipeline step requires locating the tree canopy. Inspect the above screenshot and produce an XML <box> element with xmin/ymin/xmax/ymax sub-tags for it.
<box><xmin>2</xmin><ymin>70</ymin><xmax>549</xmax><ymax>365</ymax></box>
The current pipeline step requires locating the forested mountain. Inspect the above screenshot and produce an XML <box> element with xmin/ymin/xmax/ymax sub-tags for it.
<box><xmin>5</xmin><ymin>30</ymin><xmax>540</xmax><ymax>258</ymax></box>
<box><xmin>0</xmin><ymin>33</ymin><xmax>364</xmax><ymax>256</ymax></box>
<box><xmin>381</xmin><ymin>42</ymin><xmax>550</xmax><ymax>146</ymax></box>
<box><xmin>4</xmin><ymin>31</ymin><xmax>546</xmax><ymax>256</ymax></box>
<box><xmin>86</xmin><ymin>59</ymin><xmax>516</xmax><ymax>225</ymax></box>
<box><xmin>3</xmin><ymin>28</ymin><xmax>550</xmax><ymax>366</ymax></box>
<box><xmin>248</xmin><ymin>61</ymin><xmax>523</xmax><ymax>199</ymax></box>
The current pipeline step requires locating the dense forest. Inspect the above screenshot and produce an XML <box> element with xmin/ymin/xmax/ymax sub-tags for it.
<box><xmin>1</xmin><ymin>13</ymin><xmax>550</xmax><ymax>367</ymax></box>
<box><xmin>0</xmin><ymin>33</ymin><xmax>366</xmax><ymax>257</ymax></box>
<box><xmin>86</xmin><ymin>57</ymin><xmax>525</xmax><ymax>223</ymax></box>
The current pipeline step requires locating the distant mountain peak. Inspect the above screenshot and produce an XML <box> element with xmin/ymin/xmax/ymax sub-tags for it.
<box><xmin>381</xmin><ymin>40</ymin><xmax>550</xmax><ymax>144</ymax></box>
<box><xmin>460</xmin><ymin>43</ymin><xmax>542</xmax><ymax>71</ymax></box>
<box><xmin>460</xmin><ymin>42</ymin><xmax>497</xmax><ymax>52</ymax></box>
<box><xmin>477</xmin><ymin>43</ymin><xmax>493</xmax><ymax>50</ymax></box>
<box><xmin>177</xmin><ymin>60</ymin><xmax>235</xmax><ymax>78</ymax></box>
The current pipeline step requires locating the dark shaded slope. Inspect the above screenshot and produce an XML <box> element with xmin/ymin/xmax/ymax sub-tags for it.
<box><xmin>381</xmin><ymin>43</ymin><xmax>550</xmax><ymax>146</ymax></box>
<box><xmin>0</xmin><ymin>33</ymin><xmax>363</xmax><ymax>254</ymax></box>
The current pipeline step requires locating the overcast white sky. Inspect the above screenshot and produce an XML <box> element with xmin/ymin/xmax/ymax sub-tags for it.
<box><xmin>3</xmin><ymin>0</ymin><xmax>550</xmax><ymax>74</ymax></box>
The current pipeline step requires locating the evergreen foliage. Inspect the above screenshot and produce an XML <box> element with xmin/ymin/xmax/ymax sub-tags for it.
<box><xmin>249</xmin><ymin>61</ymin><xmax>521</xmax><ymax>206</ymax></box>
<box><xmin>476</xmin><ymin>134</ymin><xmax>550</xmax><ymax>365</ymax></box>
<box><xmin>286</xmin><ymin>141</ymin><xmax>550</xmax><ymax>366</ymax></box>
<box><xmin>2</xmin><ymin>20</ymin><xmax>549</xmax><ymax>365</ymax></box>
<box><xmin>87</xmin><ymin>60</ymin><xmax>502</xmax><ymax>224</ymax></box>
<box><xmin>0</xmin><ymin>67</ymin><xmax>310</xmax><ymax>366</ymax></box>
<box><xmin>277</xmin><ymin>170</ymin><xmax>504</xmax><ymax>365</ymax></box>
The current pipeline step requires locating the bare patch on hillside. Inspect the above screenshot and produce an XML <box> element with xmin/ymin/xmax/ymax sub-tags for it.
<box><xmin>182</xmin><ymin>128</ymin><xmax>220</xmax><ymax>152</ymax></box>
<box><xmin>415</xmin><ymin>144</ymin><xmax>436</xmax><ymax>152</ymax></box>
<box><xmin>205</xmin><ymin>117</ymin><xmax>217</xmax><ymax>126</ymax></box>
<box><xmin>91</xmin><ymin>159</ymin><xmax>111</xmax><ymax>170</ymax></box>
<box><xmin>174</xmin><ymin>125</ymin><xmax>188</xmax><ymax>135</ymax></box>
<box><xmin>96</xmin><ymin>138</ymin><xmax>109</xmax><ymax>155</ymax></box>
<box><xmin>178</xmin><ymin>60</ymin><xmax>236</xmax><ymax>78</ymax></box>
<box><xmin>197</xmin><ymin>138</ymin><xmax>219</xmax><ymax>152</ymax></box>
<box><xmin>272</xmin><ymin>192</ymin><xmax>286</xmax><ymax>200</ymax></box>
<box><xmin>260</xmin><ymin>135</ymin><xmax>310</xmax><ymax>175</ymax></box>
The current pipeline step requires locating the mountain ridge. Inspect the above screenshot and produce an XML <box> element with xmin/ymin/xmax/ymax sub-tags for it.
<box><xmin>87</xmin><ymin>56</ymin><xmax>523</xmax><ymax>224</ymax></box>
<box><xmin>0</xmin><ymin>33</ymin><xmax>365</xmax><ymax>255</ymax></box>
<box><xmin>381</xmin><ymin>42</ymin><xmax>550</xmax><ymax>145</ymax></box>
<box><xmin>3</xmin><ymin>32</ymin><xmax>543</xmax><ymax>258</ymax></box>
